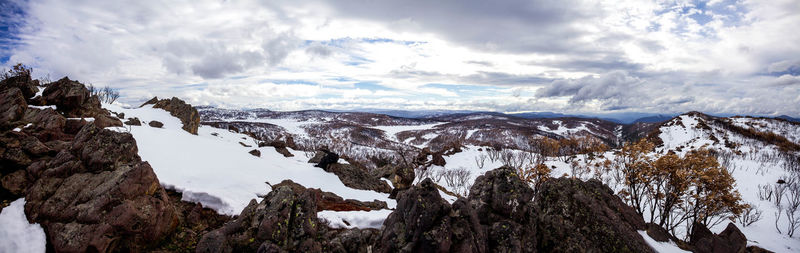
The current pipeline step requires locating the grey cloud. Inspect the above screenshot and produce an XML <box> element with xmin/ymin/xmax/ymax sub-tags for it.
<box><xmin>307</xmin><ymin>0</ymin><xmax>611</xmax><ymax>54</ymax></box>
<box><xmin>536</xmin><ymin>71</ymin><xmax>643</xmax><ymax>103</ymax></box>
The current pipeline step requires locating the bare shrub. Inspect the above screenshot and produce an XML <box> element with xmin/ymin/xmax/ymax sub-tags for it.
<box><xmin>737</xmin><ymin>203</ymin><xmax>763</xmax><ymax>227</ymax></box>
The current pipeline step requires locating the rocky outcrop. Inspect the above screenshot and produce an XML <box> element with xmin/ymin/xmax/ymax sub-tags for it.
<box><xmin>196</xmin><ymin>181</ymin><xmax>323</xmax><ymax>252</ymax></box>
<box><xmin>375</xmin><ymin>178</ymin><xmax>486</xmax><ymax>253</ymax></box>
<box><xmin>248</xmin><ymin>149</ymin><xmax>261</xmax><ymax>157</ymax></box>
<box><xmin>1</xmin><ymin>75</ymin><xmax>176</xmax><ymax>252</ymax></box>
<box><xmin>124</xmin><ymin>117</ymin><xmax>141</xmax><ymax>126</ymax></box>
<box><xmin>24</xmin><ymin>123</ymin><xmax>178</xmax><ymax>252</ymax></box>
<box><xmin>534</xmin><ymin>177</ymin><xmax>654</xmax><ymax>252</ymax></box>
<box><xmin>689</xmin><ymin>222</ymin><xmax>747</xmax><ymax>253</ymax></box>
<box><xmin>0</xmin><ymin>72</ymin><xmax>39</xmax><ymax>99</ymax></box>
<box><xmin>142</xmin><ymin>96</ymin><xmax>200</xmax><ymax>134</ymax></box>
<box><xmin>373</xmin><ymin>164</ymin><xmax>415</xmax><ymax>199</ymax></box>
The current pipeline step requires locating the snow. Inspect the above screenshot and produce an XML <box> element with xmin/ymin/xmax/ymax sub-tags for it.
<box><xmin>537</xmin><ymin>122</ymin><xmax>591</xmax><ymax>136</ymax></box>
<box><xmin>12</xmin><ymin>128</ymin><xmax>21</xmax><ymax>132</ymax></box>
<box><xmin>317</xmin><ymin>209</ymin><xmax>392</xmax><ymax>229</ymax></box>
<box><xmin>0</xmin><ymin>199</ymin><xmax>47</xmax><ymax>253</ymax></box>
<box><xmin>373</xmin><ymin>123</ymin><xmax>442</xmax><ymax>141</ymax></box>
<box><xmin>242</xmin><ymin>118</ymin><xmax>315</xmax><ymax>136</ymax></box>
<box><xmin>102</xmin><ymin>103</ymin><xmax>394</xmax><ymax>215</ymax></box>
<box><xmin>638</xmin><ymin>231</ymin><xmax>689</xmax><ymax>253</ymax></box>
<box><xmin>27</xmin><ymin>105</ymin><xmax>55</xmax><ymax>110</ymax></box>
<box><xmin>33</xmin><ymin>87</ymin><xmax>44</xmax><ymax>98</ymax></box>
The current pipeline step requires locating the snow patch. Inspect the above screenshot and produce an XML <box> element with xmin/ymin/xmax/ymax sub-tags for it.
<box><xmin>638</xmin><ymin>231</ymin><xmax>689</xmax><ymax>253</ymax></box>
<box><xmin>318</xmin><ymin>209</ymin><xmax>392</xmax><ymax>229</ymax></box>
<box><xmin>0</xmin><ymin>199</ymin><xmax>47</xmax><ymax>253</ymax></box>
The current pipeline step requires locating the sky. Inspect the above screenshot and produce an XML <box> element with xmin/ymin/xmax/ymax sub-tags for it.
<box><xmin>1</xmin><ymin>0</ymin><xmax>799</xmax><ymax>117</ymax></box>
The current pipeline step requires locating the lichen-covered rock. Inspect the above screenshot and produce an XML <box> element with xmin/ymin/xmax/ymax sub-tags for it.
<box><xmin>0</xmin><ymin>73</ymin><xmax>39</xmax><ymax>99</ymax></box>
<box><xmin>272</xmin><ymin>180</ymin><xmax>387</xmax><ymax>211</ymax></box>
<box><xmin>142</xmin><ymin>96</ymin><xmax>200</xmax><ymax>134</ymax></box>
<box><xmin>533</xmin><ymin>177</ymin><xmax>654</xmax><ymax>253</ymax></box>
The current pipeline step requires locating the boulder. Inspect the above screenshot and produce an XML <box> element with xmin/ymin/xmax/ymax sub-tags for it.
<box><xmin>124</xmin><ymin>117</ymin><xmax>141</xmax><ymax>126</ymax></box>
<box><xmin>249</xmin><ymin>149</ymin><xmax>261</xmax><ymax>157</ymax></box>
<box><xmin>24</xmin><ymin>123</ymin><xmax>177</xmax><ymax>252</ymax></box>
<box><xmin>533</xmin><ymin>177</ymin><xmax>654</xmax><ymax>253</ymax></box>
<box><xmin>41</xmin><ymin>77</ymin><xmax>98</xmax><ymax>118</ymax></box>
<box><xmin>315</xmin><ymin>150</ymin><xmax>339</xmax><ymax>169</ymax></box>
<box><xmin>149</xmin><ymin>120</ymin><xmax>164</xmax><ymax>128</ymax></box>
<box><xmin>141</xmin><ymin>97</ymin><xmax>200</xmax><ymax>134</ymax></box>
<box><xmin>689</xmin><ymin>222</ymin><xmax>747</xmax><ymax>253</ymax></box>
<box><xmin>0</xmin><ymin>73</ymin><xmax>39</xmax><ymax>99</ymax></box>
<box><xmin>326</xmin><ymin>163</ymin><xmax>392</xmax><ymax>193</ymax></box>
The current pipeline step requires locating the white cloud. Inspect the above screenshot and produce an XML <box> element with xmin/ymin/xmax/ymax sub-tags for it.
<box><xmin>1</xmin><ymin>0</ymin><xmax>799</xmax><ymax>117</ymax></box>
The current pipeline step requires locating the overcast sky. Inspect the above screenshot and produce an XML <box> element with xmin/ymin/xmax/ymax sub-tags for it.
<box><xmin>1</xmin><ymin>0</ymin><xmax>799</xmax><ymax>116</ymax></box>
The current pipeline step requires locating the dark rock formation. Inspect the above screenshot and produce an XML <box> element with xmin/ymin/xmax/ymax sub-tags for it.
<box><xmin>141</xmin><ymin>97</ymin><xmax>200</xmax><ymax>134</ymax></box>
<box><xmin>24</xmin><ymin>124</ymin><xmax>178</xmax><ymax>252</ymax></box>
<box><xmin>374</xmin><ymin>164</ymin><xmax>415</xmax><ymax>199</ymax></box>
<box><xmin>124</xmin><ymin>117</ymin><xmax>141</xmax><ymax>126</ymax></box>
<box><xmin>249</xmin><ymin>149</ymin><xmax>261</xmax><ymax>157</ymax></box>
<box><xmin>1</xmin><ymin>75</ymin><xmax>174</xmax><ymax>252</ymax></box>
<box><xmin>196</xmin><ymin>181</ymin><xmax>323</xmax><ymax>252</ymax></box>
<box><xmin>0</xmin><ymin>72</ymin><xmax>39</xmax><ymax>99</ymax></box>
<box><xmin>149</xmin><ymin>120</ymin><xmax>164</xmax><ymax>128</ymax></box>
<box><xmin>468</xmin><ymin>167</ymin><xmax>537</xmax><ymax>252</ymax></box>
<box><xmin>315</xmin><ymin>150</ymin><xmax>339</xmax><ymax>169</ymax></box>
<box><xmin>534</xmin><ymin>177</ymin><xmax>654</xmax><ymax>253</ymax></box>
<box><xmin>308</xmin><ymin>151</ymin><xmax>325</xmax><ymax>164</ymax></box>
<box><xmin>689</xmin><ymin>222</ymin><xmax>747</xmax><ymax>253</ymax></box>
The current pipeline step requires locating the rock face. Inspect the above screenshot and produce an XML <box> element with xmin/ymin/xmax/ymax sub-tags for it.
<box><xmin>689</xmin><ymin>222</ymin><xmax>747</xmax><ymax>253</ymax></box>
<box><xmin>1</xmin><ymin>75</ymin><xmax>176</xmax><ymax>252</ymax></box>
<box><xmin>25</xmin><ymin>123</ymin><xmax>178</xmax><ymax>252</ymax></box>
<box><xmin>327</xmin><ymin>163</ymin><xmax>392</xmax><ymax>194</ymax></box>
<box><xmin>272</xmin><ymin>180</ymin><xmax>387</xmax><ymax>211</ymax></box>
<box><xmin>142</xmin><ymin>96</ymin><xmax>200</xmax><ymax>134</ymax></box>
<box><xmin>534</xmin><ymin>177</ymin><xmax>653</xmax><ymax>253</ymax></box>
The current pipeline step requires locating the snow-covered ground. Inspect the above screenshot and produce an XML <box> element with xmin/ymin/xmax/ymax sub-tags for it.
<box><xmin>103</xmin><ymin>103</ymin><xmax>395</xmax><ymax>216</ymax></box>
<box><xmin>373</xmin><ymin>123</ymin><xmax>443</xmax><ymax>141</ymax></box>
<box><xmin>0</xmin><ymin>199</ymin><xmax>47</xmax><ymax>253</ymax></box>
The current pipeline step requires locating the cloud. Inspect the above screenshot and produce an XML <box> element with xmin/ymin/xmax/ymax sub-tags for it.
<box><xmin>1</xmin><ymin>0</ymin><xmax>799</xmax><ymax>117</ymax></box>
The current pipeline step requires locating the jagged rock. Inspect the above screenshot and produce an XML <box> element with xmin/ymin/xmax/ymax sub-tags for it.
<box><xmin>249</xmin><ymin>149</ymin><xmax>261</xmax><ymax>157</ymax></box>
<box><xmin>24</xmin><ymin>123</ymin><xmax>177</xmax><ymax>252</ymax></box>
<box><xmin>0</xmin><ymin>87</ymin><xmax>27</xmax><ymax>126</ymax></box>
<box><xmin>196</xmin><ymin>181</ymin><xmax>322</xmax><ymax>252</ymax></box>
<box><xmin>689</xmin><ymin>222</ymin><xmax>747</xmax><ymax>253</ymax></box>
<box><xmin>534</xmin><ymin>177</ymin><xmax>654</xmax><ymax>253</ymax></box>
<box><xmin>468</xmin><ymin>166</ymin><xmax>536</xmax><ymax>252</ymax></box>
<box><xmin>326</xmin><ymin>228</ymin><xmax>380</xmax><ymax>253</ymax></box>
<box><xmin>375</xmin><ymin>178</ymin><xmax>485</xmax><ymax>253</ymax></box>
<box><xmin>22</xmin><ymin>107</ymin><xmax>66</xmax><ymax>133</ymax></box>
<box><xmin>0</xmin><ymin>73</ymin><xmax>39</xmax><ymax>99</ymax></box>
<box><xmin>141</xmin><ymin>97</ymin><xmax>200</xmax><ymax>134</ymax></box>
<box><xmin>124</xmin><ymin>117</ymin><xmax>141</xmax><ymax>126</ymax></box>
<box><xmin>326</xmin><ymin>164</ymin><xmax>392</xmax><ymax>194</ymax></box>
<box><xmin>374</xmin><ymin>164</ymin><xmax>415</xmax><ymax>199</ymax></box>
<box><xmin>149</xmin><ymin>120</ymin><xmax>164</xmax><ymax>128</ymax></box>
<box><xmin>42</xmin><ymin>77</ymin><xmax>97</xmax><ymax>118</ymax></box>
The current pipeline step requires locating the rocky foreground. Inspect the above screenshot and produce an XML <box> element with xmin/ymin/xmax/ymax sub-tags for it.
<box><xmin>1</xmin><ymin>74</ymin><xmax>762</xmax><ymax>252</ymax></box>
